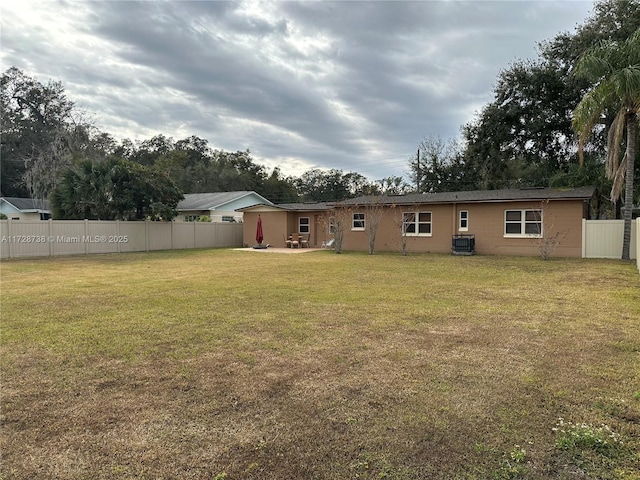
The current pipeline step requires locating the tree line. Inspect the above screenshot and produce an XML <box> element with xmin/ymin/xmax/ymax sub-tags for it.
<box><xmin>407</xmin><ymin>0</ymin><xmax>639</xmax><ymax>221</ymax></box>
<box><xmin>1</xmin><ymin>65</ymin><xmax>407</xmax><ymax>220</ymax></box>
<box><xmin>1</xmin><ymin>0</ymin><xmax>638</xmax><ymax>231</ymax></box>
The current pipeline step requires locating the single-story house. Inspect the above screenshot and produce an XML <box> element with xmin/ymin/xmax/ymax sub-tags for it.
<box><xmin>176</xmin><ymin>191</ymin><xmax>273</xmax><ymax>223</ymax></box>
<box><xmin>0</xmin><ymin>197</ymin><xmax>51</xmax><ymax>220</ymax></box>
<box><xmin>238</xmin><ymin>186</ymin><xmax>596</xmax><ymax>257</ymax></box>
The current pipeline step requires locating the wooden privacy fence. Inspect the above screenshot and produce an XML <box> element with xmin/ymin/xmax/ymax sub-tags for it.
<box><xmin>0</xmin><ymin>220</ymin><xmax>243</xmax><ymax>258</ymax></box>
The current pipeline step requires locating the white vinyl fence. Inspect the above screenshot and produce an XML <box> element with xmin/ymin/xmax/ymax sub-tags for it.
<box><xmin>637</xmin><ymin>218</ymin><xmax>640</xmax><ymax>272</ymax></box>
<box><xmin>0</xmin><ymin>219</ymin><xmax>243</xmax><ymax>259</ymax></box>
<box><xmin>582</xmin><ymin>219</ymin><xmax>638</xmax><ymax>264</ymax></box>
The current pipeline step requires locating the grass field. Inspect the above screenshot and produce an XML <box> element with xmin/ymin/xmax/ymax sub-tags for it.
<box><xmin>1</xmin><ymin>249</ymin><xmax>639</xmax><ymax>479</ymax></box>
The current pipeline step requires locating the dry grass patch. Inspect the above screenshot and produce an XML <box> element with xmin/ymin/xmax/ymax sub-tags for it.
<box><xmin>1</xmin><ymin>250</ymin><xmax>639</xmax><ymax>479</ymax></box>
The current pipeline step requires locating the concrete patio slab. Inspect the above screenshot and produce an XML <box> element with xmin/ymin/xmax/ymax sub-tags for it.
<box><xmin>233</xmin><ymin>247</ymin><xmax>324</xmax><ymax>254</ymax></box>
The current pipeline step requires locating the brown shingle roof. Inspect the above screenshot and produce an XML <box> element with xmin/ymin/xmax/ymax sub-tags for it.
<box><xmin>339</xmin><ymin>186</ymin><xmax>596</xmax><ymax>206</ymax></box>
<box><xmin>275</xmin><ymin>202</ymin><xmax>335</xmax><ymax>211</ymax></box>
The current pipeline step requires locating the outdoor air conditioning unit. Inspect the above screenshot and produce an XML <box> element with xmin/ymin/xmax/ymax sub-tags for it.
<box><xmin>452</xmin><ymin>234</ymin><xmax>475</xmax><ymax>255</ymax></box>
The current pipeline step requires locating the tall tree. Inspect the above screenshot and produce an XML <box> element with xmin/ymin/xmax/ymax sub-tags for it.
<box><xmin>0</xmin><ymin>67</ymin><xmax>89</xmax><ymax>199</ymax></box>
<box><xmin>375</xmin><ymin>176</ymin><xmax>412</xmax><ymax>195</ymax></box>
<box><xmin>131</xmin><ymin>134</ymin><xmax>175</xmax><ymax>166</ymax></box>
<box><xmin>409</xmin><ymin>136</ymin><xmax>469</xmax><ymax>192</ymax></box>
<box><xmin>461</xmin><ymin>0</ymin><xmax>640</xmax><ymax>193</ymax></box>
<box><xmin>296</xmin><ymin>169</ymin><xmax>379</xmax><ymax>202</ymax></box>
<box><xmin>51</xmin><ymin>158</ymin><xmax>183</xmax><ymax>221</ymax></box>
<box><xmin>296</xmin><ymin>169</ymin><xmax>346</xmax><ymax>201</ymax></box>
<box><xmin>462</xmin><ymin>60</ymin><xmax>581</xmax><ymax>189</ymax></box>
<box><xmin>572</xmin><ymin>28</ymin><xmax>640</xmax><ymax>261</ymax></box>
<box><xmin>261</xmin><ymin>167</ymin><xmax>299</xmax><ymax>203</ymax></box>
<box><xmin>174</xmin><ymin>135</ymin><xmax>211</xmax><ymax>168</ymax></box>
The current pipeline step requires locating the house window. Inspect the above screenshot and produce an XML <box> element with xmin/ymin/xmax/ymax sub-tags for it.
<box><xmin>403</xmin><ymin>212</ymin><xmax>432</xmax><ymax>236</ymax></box>
<box><xmin>184</xmin><ymin>215</ymin><xmax>199</xmax><ymax>222</ymax></box>
<box><xmin>352</xmin><ymin>213</ymin><xmax>365</xmax><ymax>230</ymax></box>
<box><xmin>299</xmin><ymin>217</ymin><xmax>310</xmax><ymax>233</ymax></box>
<box><xmin>504</xmin><ymin>209</ymin><xmax>542</xmax><ymax>237</ymax></box>
<box><xmin>459</xmin><ymin>210</ymin><xmax>468</xmax><ymax>231</ymax></box>
<box><xmin>328</xmin><ymin>217</ymin><xmax>335</xmax><ymax>235</ymax></box>
<box><xmin>221</xmin><ymin>216</ymin><xmax>236</xmax><ymax>222</ymax></box>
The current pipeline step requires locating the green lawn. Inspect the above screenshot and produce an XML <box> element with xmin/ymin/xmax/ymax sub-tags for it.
<box><xmin>1</xmin><ymin>249</ymin><xmax>639</xmax><ymax>479</ymax></box>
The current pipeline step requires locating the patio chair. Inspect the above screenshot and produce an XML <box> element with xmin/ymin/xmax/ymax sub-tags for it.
<box><xmin>290</xmin><ymin>233</ymin><xmax>300</xmax><ymax>248</ymax></box>
<box><xmin>322</xmin><ymin>238</ymin><xmax>335</xmax><ymax>249</ymax></box>
<box><xmin>299</xmin><ymin>234</ymin><xmax>309</xmax><ymax>248</ymax></box>
<box><xmin>283</xmin><ymin>234</ymin><xmax>292</xmax><ymax>248</ymax></box>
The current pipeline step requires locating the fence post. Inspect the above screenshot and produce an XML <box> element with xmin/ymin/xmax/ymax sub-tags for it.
<box><xmin>7</xmin><ymin>218</ymin><xmax>13</xmax><ymax>259</ymax></box>
<box><xmin>48</xmin><ymin>219</ymin><xmax>53</xmax><ymax>257</ymax></box>
<box><xmin>636</xmin><ymin>218</ymin><xmax>640</xmax><ymax>272</ymax></box>
<box><xmin>84</xmin><ymin>219</ymin><xmax>89</xmax><ymax>255</ymax></box>
<box><xmin>581</xmin><ymin>218</ymin><xmax>586</xmax><ymax>258</ymax></box>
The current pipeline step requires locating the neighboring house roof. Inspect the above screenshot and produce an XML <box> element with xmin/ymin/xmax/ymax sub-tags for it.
<box><xmin>177</xmin><ymin>191</ymin><xmax>273</xmax><ymax>211</ymax></box>
<box><xmin>0</xmin><ymin>197</ymin><xmax>51</xmax><ymax>213</ymax></box>
<box><xmin>340</xmin><ymin>186</ymin><xmax>596</xmax><ymax>206</ymax></box>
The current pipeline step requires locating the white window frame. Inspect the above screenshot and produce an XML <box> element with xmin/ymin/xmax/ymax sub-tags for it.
<box><xmin>328</xmin><ymin>217</ymin><xmax>335</xmax><ymax>235</ymax></box>
<box><xmin>299</xmin><ymin>217</ymin><xmax>310</xmax><ymax>234</ymax></box>
<box><xmin>459</xmin><ymin>210</ymin><xmax>469</xmax><ymax>232</ymax></box>
<box><xmin>504</xmin><ymin>209</ymin><xmax>542</xmax><ymax>238</ymax></box>
<box><xmin>402</xmin><ymin>211</ymin><xmax>432</xmax><ymax>237</ymax></box>
<box><xmin>352</xmin><ymin>213</ymin><xmax>365</xmax><ymax>231</ymax></box>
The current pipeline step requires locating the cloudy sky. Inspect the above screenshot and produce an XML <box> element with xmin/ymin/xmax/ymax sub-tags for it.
<box><xmin>1</xmin><ymin>0</ymin><xmax>593</xmax><ymax>180</ymax></box>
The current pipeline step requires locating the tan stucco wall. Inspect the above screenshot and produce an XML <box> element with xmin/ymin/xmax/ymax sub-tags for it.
<box><xmin>243</xmin><ymin>211</ymin><xmax>289</xmax><ymax>247</ymax></box>
<box><xmin>463</xmin><ymin>201</ymin><xmax>584</xmax><ymax>257</ymax></box>
<box><xmin>243</xmin><ymin>210</ymin><xmax>330</xmax><ymax>247</ymax></box>
<box><xmin>242</xmin><ymin>200</ymin><xmax>586</xmax><ymax>256</ymax></box>
<box><xmin>341</xmin><ymin>200</ymin><xmax>585</xmax><ymax>257</ymax></box>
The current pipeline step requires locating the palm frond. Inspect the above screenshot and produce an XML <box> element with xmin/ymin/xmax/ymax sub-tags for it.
<box><xmin>572</xmin><ymin>42</ymin><xmax>615</xmax><ymax>81</ymax></box>
<box><xmin>605</xmin><ymin>109</ymin><xmax>626</xmax><ymax>180</ymax></box>
<box><xmin>573</xmin><ymin>86</ymin><xmax>616</xmax><ymax>165</ymax></box>
<box><xmin>613</xmin><ymin>65</ymin><xmax>640</xmax><ymax>104</ymax></box>
<box><xmin>627</xmin><ymin>27</ymin><xmax>640</xmax><ymax>61</ymax></box>
<box><xmin>610</xmin><ymin>150</ymin><xmax>627</xmax><ymax>202</ymax></box>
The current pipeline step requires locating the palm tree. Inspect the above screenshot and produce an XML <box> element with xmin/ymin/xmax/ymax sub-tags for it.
<box><xmin>572</xmin><ymin>27</ymin><xmax>640</xmax><ymax>261</ymax></box>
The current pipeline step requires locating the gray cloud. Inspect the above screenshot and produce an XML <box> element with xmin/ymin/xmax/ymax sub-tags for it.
<box><xmin>1</xmin><ymin>0</ymin><xmax>593</xmax><ymax>180</ymax></box>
